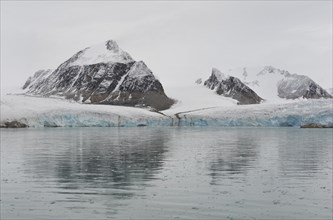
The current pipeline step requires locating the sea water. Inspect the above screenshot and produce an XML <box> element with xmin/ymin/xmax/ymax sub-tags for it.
<box><xmin>1</xmin><ymin>127</ymin><xmax>332</xmax><ymax>219</ymax></box>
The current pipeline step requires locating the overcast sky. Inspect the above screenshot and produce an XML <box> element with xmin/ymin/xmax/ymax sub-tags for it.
<box><xmin>1</xmin><ymin>1</ymin><xmax>332</xmax><ymax>91</ymax></box>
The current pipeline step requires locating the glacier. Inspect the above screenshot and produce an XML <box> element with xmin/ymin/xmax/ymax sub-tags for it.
<box><xmin>1</xmin><ymin>94</ymin><xmax>332</xmax><ymax>128</ymax></box>
<box><xmin>0</xmin><ymin>95</ymin><xmax>172</xmax><ymax>128</ymax></box>
<box><xmin>175</xmin><ymin>100</ymin><xmax>333</xmax><ymax>127</ymax></box>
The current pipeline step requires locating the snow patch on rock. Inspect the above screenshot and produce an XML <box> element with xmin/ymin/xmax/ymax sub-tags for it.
<box><xmin>69</xmin><ymin>40</ymin><xmax>134</xmax><ymax>66</ymax></box>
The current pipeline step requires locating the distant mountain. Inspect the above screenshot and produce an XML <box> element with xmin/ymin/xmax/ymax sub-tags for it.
<box><xmin>277</xmin><ymin>73</ymin><xmax>331</xmax><ymax>99</ymax></box>
<box><xmin>227</xmin><ymin>66</ymin><xmax>332</xmax><ymax>101</ymax></box>
<box><xmin>22</xmin><ymin>69</ymin><xmax>53</xmax><ymax>90</ymax></box>
<box><xmin>203</xmin><ymin>68</ymin><xmax>263</xmax><ymax>105</ymax></box>
<box><xmin>23</xmin><ymin>40</ymin><xmax>174</xmax><ymax>110</ymax></box>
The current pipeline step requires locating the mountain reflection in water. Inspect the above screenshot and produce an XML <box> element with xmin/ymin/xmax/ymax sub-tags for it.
<box><xmin>1</xmin><ymin>127</ymin><xmax>332</xmax><ymax>219</ymax></box>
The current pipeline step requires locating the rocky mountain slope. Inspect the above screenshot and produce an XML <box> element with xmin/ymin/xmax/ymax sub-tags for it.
<box><xmin>202</xmin><ymin>68</ymin><xmax>263</xmax><ymax>104</ymax></box>
<box><xmin>23</xmin><ymin>40</ymin><xmax>174</xmax><ymax>110</ymax></box>
<box><xmin>227</xmin><ymin>66</ymin><xmax>332</xmax><ymax>101</ymax></box>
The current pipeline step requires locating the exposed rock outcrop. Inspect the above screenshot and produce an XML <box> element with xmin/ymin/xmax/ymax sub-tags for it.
<box><xmin>0</xmin><ymin>121</ymin><xmax>28</xmax><ymax>128</ymax></box>
<box><xmin>204</xmin><ymin>68</ymin><xmax>263</xmax><ymax>104</ymax></box>
<box><xmin>300</xmin><ymin>123</ymin><xmax>333</xmax><ymax>128</ymax></box>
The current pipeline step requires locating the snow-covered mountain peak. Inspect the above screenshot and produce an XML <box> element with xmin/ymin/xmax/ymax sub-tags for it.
<box><xmin>23</xmin><ymin>40</ymin><xmax>174</xmax><ymax>110</ymax></box>
<box><xmin>257</xmin><ymin>66</ymin><xmax>290</xmax><ymax>77</ymax></box>
<box><xmin>204</xmin><ymin>68</ymin><xmax>225</xmax><ymax>90</ymax></box>
<box><xmin>68</xmin><ymin>40</ymin><xmax>134</xmax><ymax>66</ymax></box>
<box><xmin>212</xmin><ymin>68</ymin><xmax>226</xmax><ymax>81</ymax></box>
<box><xmin>226</xmin><ymin>66</ymin><xmax>332</xmax><ymax>101</ymax></box>
<box><xmin>105</xmin><ymin>40</ymin><xmax>120</xmax><ymax>52</ymax></box>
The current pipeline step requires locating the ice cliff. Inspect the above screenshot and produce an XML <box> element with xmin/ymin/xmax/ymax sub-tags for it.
<box><xmin>1</xmin><ymin>95</ymin><xmax>332</xmax><ymax>128</ymax></box>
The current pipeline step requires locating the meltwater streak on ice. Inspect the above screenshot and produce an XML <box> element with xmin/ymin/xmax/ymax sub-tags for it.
<box><xmin>1</xmin><ymin>127</ymin><xmax>332</xmax><ymax>219</ymax></box>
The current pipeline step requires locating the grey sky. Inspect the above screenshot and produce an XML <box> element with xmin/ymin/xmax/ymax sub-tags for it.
<box><xmin>1</xmin><ymin>1</ymin><xmax>332</xmax><ymax>90</ymax></box>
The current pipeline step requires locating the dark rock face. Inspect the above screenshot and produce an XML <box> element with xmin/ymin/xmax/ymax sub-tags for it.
<box><xmin>0</xmin><ymin>121</ymin><xmax>28</xmax><ymax>128</ymax></box>
<box><xmin>216</xmin><ymin>77</ymin><xmax>263</xmax><ymax>104</ymax></box>
<box><xmin>23</xmin><ymin>40</ymin><xmax>174</xmax><ymax>111</ymax></box>
<box><xmin>277</xmin><ymin>74</ymin><xmax>332</xmax><ymax>99</ymax></box>
<box><xmin>300</xmin><ymin>123</ymin><xmax>333</xmax><ymax>128</ymax></box>
<box><xmin>304</xmin><ymin>83</ymin><xmax>332</xmax><ymax>99</ymax></box>
<box><xmin>204</xmin><ymin>68</ymin><xmax>223</xmax><ymax>90</ymax></box>
<box><xmin>204</xmin><ymin>68</ymin><xmax>263</xmax><ymax>105</ymax></box>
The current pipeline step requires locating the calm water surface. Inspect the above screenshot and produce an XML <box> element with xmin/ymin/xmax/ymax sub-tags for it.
<box><xmin>1</xmin><ymin>127</ymin><xmax>332</xmax><ymax>219</ymax></box>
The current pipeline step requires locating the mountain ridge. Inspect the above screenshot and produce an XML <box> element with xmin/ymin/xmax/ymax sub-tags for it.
<box><xmin>23</xmin><ymin>40</ymin><xmax>174</xmax><ymax>111</ymax></box>
<box><xmin>226</xmin><ymin>66</ymin><xmax>332</xmax><ymax>101</ymax></box>
<box><xmin>203</xmin><ymin>68</ymin><xmax>263</xmax><ymax>105</ymax></box>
